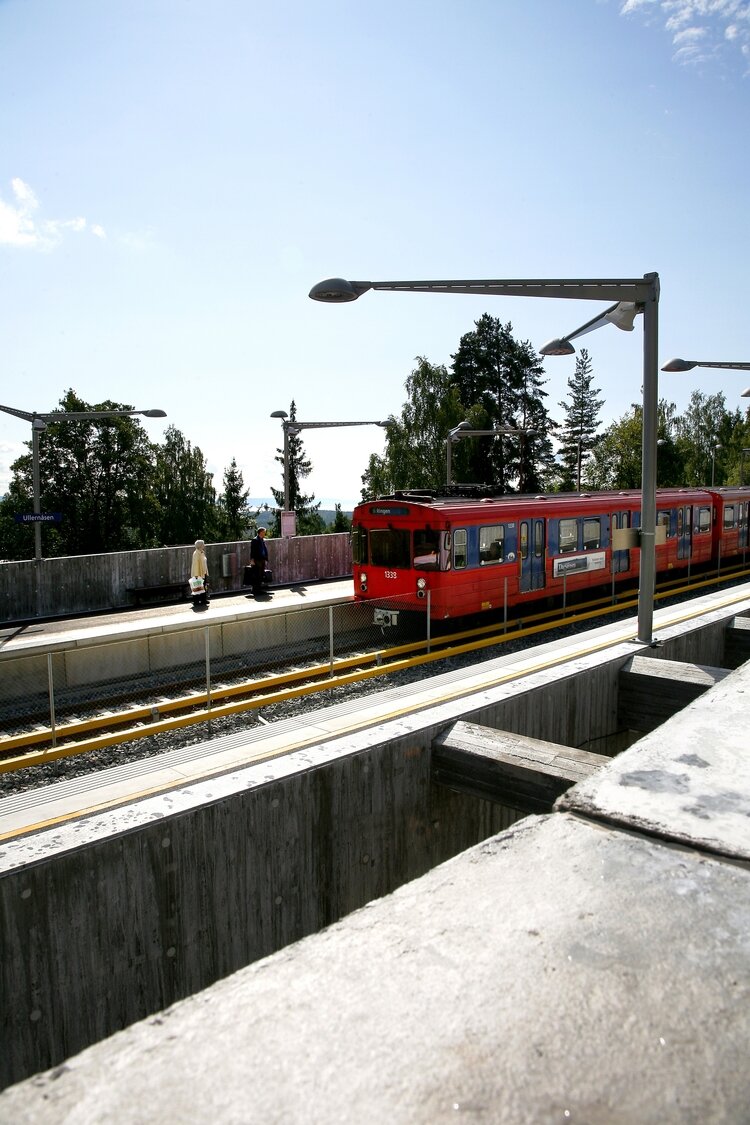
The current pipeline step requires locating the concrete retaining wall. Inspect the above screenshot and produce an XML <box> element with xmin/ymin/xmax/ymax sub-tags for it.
<box><xmin>0</xmin><ymin>534</ymin><xmax>352</xmax><ymax>623</ymax></box>
<box><xmin>0</xmin><ymin>605</ymin><xmax>744</xmax><ymax>1090</ymax></box>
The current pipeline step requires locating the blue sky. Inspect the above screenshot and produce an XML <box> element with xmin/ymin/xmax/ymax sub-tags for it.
<box><xmin>1</xmin><ymin>0</ymin><xmax>749</xmax><ymax>510</ymax></box>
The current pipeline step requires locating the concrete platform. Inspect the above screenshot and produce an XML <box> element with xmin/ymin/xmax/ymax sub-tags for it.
<box><xmin>2</xmin><ymin>595</ymin><xmax>750</xmax><ymax>1120</ymax></box>
<box><xmin>0</xmin><ymin>577</ymin><xmax>354</xmax><ymax>656</ymax></box>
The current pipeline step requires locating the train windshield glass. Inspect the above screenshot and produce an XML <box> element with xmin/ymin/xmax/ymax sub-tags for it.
<box><xmin>370</xmin><ymin>528</ymin><xmax>411</xmax><ymax>568</ymax></box>
<box><xmin>413</xmin><ymin>529</ymin><xmax>441</xmax><ymax>570</ymax></box>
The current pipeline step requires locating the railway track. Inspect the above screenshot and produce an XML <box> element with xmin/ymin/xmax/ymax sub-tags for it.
<box><xmin>2</xmin><ymin>562</ymin><xmax>749</xmax><ymax>783</ymax></box>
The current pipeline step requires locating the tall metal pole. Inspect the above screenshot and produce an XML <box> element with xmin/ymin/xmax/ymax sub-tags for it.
<box><xmin>283</xmin><ymin>423</ymin><xmax>290</xmax><ymax>513</ymax></box>
<box><xmin>32</xmin><ymin>421</ymin><xmax>42</xmax><ymax>563</ymax></box>
<box><xmin>637</xmin><ymin>286</ymin><xmax>659</xmax><ymax>645</ymax></box>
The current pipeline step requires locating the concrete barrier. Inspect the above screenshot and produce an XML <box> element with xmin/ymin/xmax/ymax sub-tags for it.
<box><xmin>2</xmin><ymin>593</ymin><xmax>749</xmax><ymax>1090</ymax></box>
<box><xmin>0</xmin><ymin>534</ymin><xmax>352</xmax><ymax>623</ymax></box>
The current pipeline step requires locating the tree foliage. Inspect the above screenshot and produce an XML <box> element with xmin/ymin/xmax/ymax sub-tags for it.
<box><xmin>0</xmin><ymin>390</ymin><xmax>244</xmax><ymax>560</ymax></box>
<box><xmin>269</xmin><ymin>400</ymin><xmax>324</xmax><ymax>535</ymax></box>
<box><xmin>361</xmin><ymin>358</ymin><xmax>463</xmax><ymax>497</ymax></box>
<box><xmin>553</xmin><ymin>349</ymin><xmax>605</xmax><ymax>490</ymax></box>
<box><xmin>151</xmin><ymin>425</ymin><xmax>217</xmax><ymax>545</ymax></box>
<box><xmin>217</xmin><ymin>458</ymin><xmax>251</xmax><ymax>541</ymax></box>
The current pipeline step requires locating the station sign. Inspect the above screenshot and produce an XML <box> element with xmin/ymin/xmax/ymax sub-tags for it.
<box><xmin>14</xmin><ymin>512</ymin><xmax>63</xmax><ymax>523</ymax></box>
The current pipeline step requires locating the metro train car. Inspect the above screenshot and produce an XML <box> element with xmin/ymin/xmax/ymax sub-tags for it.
<box><xmin>350</xmin><ymin>486</ymin><xmax>750</xmax><ymax>620</ymax></box>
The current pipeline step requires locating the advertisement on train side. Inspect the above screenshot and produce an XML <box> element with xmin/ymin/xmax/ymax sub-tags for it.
<box><xmin>553</xmin><ymin>551</ymin><xmax>607</xmax><ymax>578</ymax></box>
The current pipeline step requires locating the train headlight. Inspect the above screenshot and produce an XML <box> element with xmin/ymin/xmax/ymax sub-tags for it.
<box><xmin>359</xmin><ymin>572</ymin><xmax>368</xmax><ymax>592</ymax></box>
<box><xmin>416</xmin><ymin>577</ymin><xmax>427</xmax><ymax>589</ymax></box>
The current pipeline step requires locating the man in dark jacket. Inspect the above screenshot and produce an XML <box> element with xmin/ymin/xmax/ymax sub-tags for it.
<box><xmin>249</xmin><ymin>527</ymin><xmax>269</xmax><ymax>596</ymax></box>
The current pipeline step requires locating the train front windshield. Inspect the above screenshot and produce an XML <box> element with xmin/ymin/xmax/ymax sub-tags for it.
<box><xmin>352</xmin><ymin>525</ymin><xmax>441</xmax><ymax>570</ymax></box>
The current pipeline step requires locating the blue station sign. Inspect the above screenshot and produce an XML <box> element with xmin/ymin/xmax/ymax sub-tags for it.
<box><xmin>14</xmin><ymin>512</ymin><xmax>63</xmax><ymax>524</ymax></box>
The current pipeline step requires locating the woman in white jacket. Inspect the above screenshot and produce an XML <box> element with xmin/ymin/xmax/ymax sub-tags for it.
<box><xmin>190</xmin><ymin>539</ymin><xmax>210</xmax><ymax>608</ymax></box>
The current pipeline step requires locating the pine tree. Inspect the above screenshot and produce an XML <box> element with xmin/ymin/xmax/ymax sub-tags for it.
<box><xmin>451</xmin><ymin>316</ymin><xmax>555</xmax><ymax>492</ymax></box>
<box><xmin>217</xmin><ymin>458</ymin><xmax>251</xmax><ymax>541</ymax></box>
<box><xmin>555</xmin><ymin>349</ymin><xmax>605</xmax><ymax>490</ymax></box>
<box><xmin>270</xmin><ymin>400</ymin><xmax>322</xmax><ymax>535</ymax></box>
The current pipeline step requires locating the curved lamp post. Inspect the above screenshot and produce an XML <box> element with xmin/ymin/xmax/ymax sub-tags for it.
<box><xmin>660</xmin><ymin>361</ymin><xmax>750</xmax><ymax>484</ymax></box>
<box><xmin>270</xmin><ymin>411</ymin><xmax>387</xmax><ymax>536</ymax></box>
<box><xmin>311</xmin><ymin>272</ymin><xmax>660</xmax><ymax>643</ymax></box>
<box><xmin>446</xmin><ymin>422</ymin><xmax>535</xmax><ymax>487</ymax></box>
<box><xmin>0</xmin><ymin>402</ymin><xmax>167</xmax><ymax>563</ymax></box>
<box><xmin>661</xmin><ymin>359</ymin><xmax>750</xmax><ymax>373</ymax></box>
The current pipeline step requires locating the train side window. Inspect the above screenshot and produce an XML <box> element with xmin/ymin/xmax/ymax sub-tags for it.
<box><xmin>583</xmin><ymin>518</ymin><xmax>601</xmax><ymax>550</ymax></box>
<box><xmin>479</xmin><ymin>523</ymin><xmax>505</xmax><ymax>564</ymax></box>
<box><xmin>697</xmin><ymin>507</ymin><xmax>711</xmax><ymax>534</ymax></box>
<box><xmin>413</xmin><ymin>528</ymin><xmax>441</xmax><ymax>569</ymax></box>
<box><xmin>520</xmin><ymin>521</ymin><xmax>529</xmax><ymax>561</ymax></box>
<box><xmin>657</xmin><ymin>510</ymin><xmax>674</xmax><ymax>538</ymax></box>
<box><xmin>723</xmin><ymin>504</ymin><xmax>736</xmax><ymax>529</ymax></box>
<box><xmin>677</xmin><ymin>508</ymin><xmax>683</xmax><ymax>536</ymax></box>
<box><xmin>453</xmin><ymin>528</ymin><xmax>468</xmax><ymax>570</ymax></box>
<box><xmin>533</xmin><ymin>520</ymin><xmax>544</xmax><ymax>558</ymax></box>
<box><xmin>351</xmin><ymin>524</ymin><xmax>368</xmax><ymax>565</ymax></box>
<box><xmin>559</xmin><ymin>518</ymin><xmax>577</xmax><ymax>553</ymax></box>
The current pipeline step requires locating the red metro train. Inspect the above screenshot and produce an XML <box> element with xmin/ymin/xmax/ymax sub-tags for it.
<box><xmin>350</xmin><ymin>486</ymin><xmax>750</xmax><ymax>620</ymax></box>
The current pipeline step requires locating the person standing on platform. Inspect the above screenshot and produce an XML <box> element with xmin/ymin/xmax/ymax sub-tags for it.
<box><xmin>249</xmin><ymin>526</ymin><xmax>268</xmax><ymax>596</ymax></box>
<box><xmin>190</xmin><ymin>539</ymin><xmax>210</xmax><ymax>608</ymax></box>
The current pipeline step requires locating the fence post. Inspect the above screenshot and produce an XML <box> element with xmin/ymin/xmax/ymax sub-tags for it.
<box><xmin>329</xmin><ymin>605</ymin><xmax>335</xmax><ymax>675</ymax></box>
<box><xmin>47</xmin><ymin>652</ymin><xmax>57</xmax><ymax>749</ymax></box>
<box><xmin>426</xmin><ymin>590</ymin><xmax>431</xmax><ymax>654</ymax></box>
<box><xmin>205</xmin><ymin>627</ymin><xmax>212</xmax><ymax>711</ymax></box>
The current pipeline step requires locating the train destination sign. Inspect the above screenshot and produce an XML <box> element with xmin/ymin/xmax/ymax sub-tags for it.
<box><xmin>369</xmin><ymin>504</ymin><xmax>410</xmax><ymax>517</ymax></box>
<box><xmin>14</xmin><ymin>512</ymin><xmax>63</xmax><ymax>524</ymax></box>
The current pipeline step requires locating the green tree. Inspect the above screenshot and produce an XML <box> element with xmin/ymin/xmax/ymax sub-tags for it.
<box><xmin>152</xmin><ymin>425</ymin><xmax>217</xmax><ymax>545</ymax></box>
<box><xmin>450</xmin><ymin>316</ymin><xmax>555</xmax><ymax>492</ymax></box>
<box><xmin>674</xmin><ymin>390</ymin><xmax>733</xmax><ymax>486</ymax></box>
<box><xmin>270</xmin><ymin>401</ymin><xmax>322</xmax><ymax>535</ymax></box>
<box><xmin>586</xmin><ymin>399</ymin><xmax>683</xmax><ymax>490</ymax></box>
<box><xmin>554</xmin><ymin>349</ymin><xmax>605</xmax><ymax>491</ymax></box>
<box><xmin>361</xmin><ymin>358</ymin><xmax>464</xmax><ymax>497</ymax></box>
<box><xmin>216</xmin><ymin>458</ymin><xmax>251</xmax><ymax>540</ymax></box>
<box><xmin>0</xmin><ymin>389</ymin><xmax>159</xmax><ymax>558</ymax></box>
<box><xmin>329</xmin><ymin>503</ymin><xmax>352</xmax><ymax>532</ymax></box>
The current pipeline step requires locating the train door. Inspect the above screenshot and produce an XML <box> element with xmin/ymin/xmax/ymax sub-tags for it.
<box><xmin>677</xmin><ymin>505</ymin><xmax>692</xmax><ymax>561</ymax></box>
<box><xmin>611</xmin><ymin>511</ymin><xmax>631</xmax><ymax>573</ymax></box>
<box><xmin>740</xmin><ymin>502</ymin><xmax>749</xmax><ymax>550</ymax></box>
<box><xmin>520</xmin><ymin>518</ymin><xmax>546</xmax><ymax>592</ymax></box>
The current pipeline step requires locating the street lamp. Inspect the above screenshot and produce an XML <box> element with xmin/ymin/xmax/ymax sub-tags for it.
<box><xmin>311</xmin><ymin>272</ymin><xmax>660</xmax><ymax>643</ymax></box>
<box><xmin>0</xmin><ymin>402</ymin><xmax>167</xmax><ymax>562</ymax></box>
<box><xmin>661</xmin><ymin>359</ymin><xmax>750</xmax><ymax>373</ymax></box>
<box><xmin>711</xmin><ymin>443</ymin><xmax>722</xmax><ymax>487</ymax></box>
<box><xmin>445</xmin><ymin>422</ymin><xmax>533</xmax><ymax>487</ymax></box>
<box><xmin>741</xmin><ymin>448</ymin><xmax>750</xmax><ymax>487</ymax></box>
<box><xmin>270</xmin><ymin>411</ymin><xmax>387</xmax><ymax>536</ymax></box>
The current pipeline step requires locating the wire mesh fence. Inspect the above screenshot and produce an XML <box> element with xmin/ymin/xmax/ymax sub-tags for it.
<box><xmin>0</xmin><ymin>595</ymin><xmax>438</xmax><ymax>745</ymax></box>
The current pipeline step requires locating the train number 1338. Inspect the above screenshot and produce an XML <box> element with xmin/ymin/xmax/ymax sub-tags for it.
<box><xmin>384</xmin><ymin>570</ymin><xmax>398</xmax><ymax>579</ymax></box>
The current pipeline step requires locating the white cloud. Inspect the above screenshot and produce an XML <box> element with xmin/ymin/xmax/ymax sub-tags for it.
<box><xmin>0</xmin><ymin>178</ymin><xmax>105</xmax><ymax>250</ymax></box>
<box><xmin>621</xmin><ymin>0</ymin><xmax>750</xmax><ymax>67</ymax></box>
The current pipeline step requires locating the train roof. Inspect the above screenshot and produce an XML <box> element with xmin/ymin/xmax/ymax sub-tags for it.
<box><xmin>354</xmin><ymin>486</ymin><xmax>743</xmax><ymax>514</ymax></box>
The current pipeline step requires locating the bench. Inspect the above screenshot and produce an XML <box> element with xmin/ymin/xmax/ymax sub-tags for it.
<box><xmin>127</xmin><ymin>581</ymin><xmax>189</xmax><ymax>607</ymax></box>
